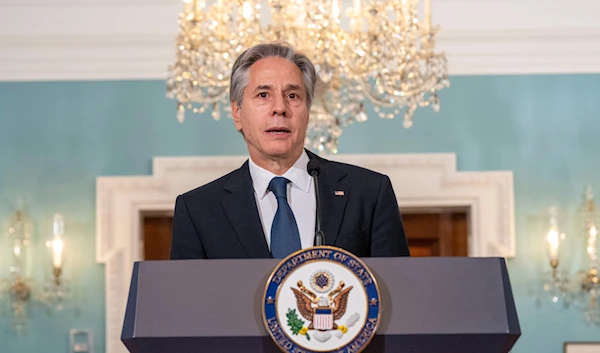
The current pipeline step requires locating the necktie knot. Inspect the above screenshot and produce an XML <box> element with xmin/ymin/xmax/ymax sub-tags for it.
<box><xmin>269</xmin><ymin>177</ymin><xmax>290</xmax><ymax>200</ymax></box>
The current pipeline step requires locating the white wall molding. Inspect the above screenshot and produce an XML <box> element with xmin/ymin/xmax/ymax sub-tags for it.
<box><xmin>0</xmin><ymin>35</ymin><xmax>174</xmax><ymax>81</ymax></box>
<box><xmin>96</xmin><ymin>153</ymin><xmax>515</xmax><ymax>353</ymax></box>
<box><xmin>1</xmin><ymin>0</ymin><xmax>599</xmax><ymax>81</ymax></box>
<box><xmin>440</xmin><ymin>28</ymin><xmax>600</xmax><ymax>75</ymax></box>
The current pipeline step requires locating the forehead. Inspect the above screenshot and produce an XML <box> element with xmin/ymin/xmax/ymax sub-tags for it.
<box><xmin>247</xmin><ymin>57</ymin><xmax>304</xmax><ymax>87</ymax></box>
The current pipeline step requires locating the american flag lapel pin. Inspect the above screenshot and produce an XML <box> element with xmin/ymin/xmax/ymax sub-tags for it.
<box><xmin>334</xmin><ymin>190</ymin><xmax>345</xmax><ymax>196</ymax></box>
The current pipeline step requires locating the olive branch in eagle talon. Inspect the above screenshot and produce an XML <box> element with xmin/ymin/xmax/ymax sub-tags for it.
<box><xmin>286</xmin><ymin>309</ymin><xmax>310</xmax><ymax>341</ymax></box>
<box><xmin>291</xmin><ymin>280</ymin><xmax>353</xmax><ymax>330</ymax></box>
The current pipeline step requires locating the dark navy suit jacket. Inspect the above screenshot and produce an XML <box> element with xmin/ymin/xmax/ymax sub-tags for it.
<box><xmin>170</xmin><ymin>150</ymin><xmax>410</xmax><ymax>259</ymax></box>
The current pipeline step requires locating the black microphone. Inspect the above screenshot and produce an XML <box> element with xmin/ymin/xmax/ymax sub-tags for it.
<box><xmin>307</xmin><ymin>160</ymin><xmax>325</xmax><ymax>247</ymax></box>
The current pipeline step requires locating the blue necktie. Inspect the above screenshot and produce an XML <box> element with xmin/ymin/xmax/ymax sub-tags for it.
<box><xmin>269</xmin><ymin>177</ymin><xmax>302</xmax><ymax>258</ymax></box>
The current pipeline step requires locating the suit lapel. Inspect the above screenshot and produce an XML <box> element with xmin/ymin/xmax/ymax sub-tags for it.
<box><xmin>307</xmin><ymin>150</ymin><xmax>349</xmax><ymax>247</ymax></box>
<box><xmin>221</xmin><ymin>161</ymin><xmax>272</xmax><ymax>258</ymax></box>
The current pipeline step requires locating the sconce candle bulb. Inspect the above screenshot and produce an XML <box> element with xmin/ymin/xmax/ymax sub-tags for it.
<box><xmin>52</xmin><ymin>238</ymin><xmax>63</xmax><ymax>269</ymax></box>
<box><xmin>588</xmin><ymin>224</ymin><xmax>597</xmax><ymax>261</ymax></box>
<box><xmin>51</xmin><ymin>214</ymin><xmax>64</xmax><ymax>269</ymax></box>
<box><xmin>42</xmin><ymin>213</ymin><xmax>69</xmax><ymax>311</ymax></box>
<box><xmin>547</xmin><ymin>229</ymin><xmax>559</xmax><ymax>261</ymax></box>
<box><xmin>13</xmin><ymin>242</ymin><xmax>21</xmax><ymax>263</ymax></box>
<box><xmin>547</xmin><ymin>206</ymin><xmax>560</xmax><ymax>262</ymax></box>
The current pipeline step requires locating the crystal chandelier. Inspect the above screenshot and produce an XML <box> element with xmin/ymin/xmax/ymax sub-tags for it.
<box><xmin>166</xmin><ymin>0</ymin><xmax>449</xmax><ymax>153</ymax></box>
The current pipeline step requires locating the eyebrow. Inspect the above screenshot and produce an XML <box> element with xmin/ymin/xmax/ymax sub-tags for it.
<box><xmin>253</xmin><ymin>84</ymin><xmax>302</xmax><ymax>92</ymax></box>
<box><xmin>285</xmin><ymin>84</ymin><xmax>302</xmax><ymax>91</ymax></box>
<box><xmin>255</xmin><ymin>85</ymin><xmax>272</xmax><ymax>91</ymax></box>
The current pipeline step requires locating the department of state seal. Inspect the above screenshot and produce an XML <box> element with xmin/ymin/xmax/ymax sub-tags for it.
<box><xmin>263</xmin><ymin>247</ymin><xmax>381</xmax><ymax>353</ymax></box>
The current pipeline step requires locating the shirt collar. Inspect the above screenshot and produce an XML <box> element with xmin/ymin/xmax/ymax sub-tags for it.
<box><xmin>248</xmin><ymin>150</ymin><xmax>312</xmax><ymax>200</ymax></box>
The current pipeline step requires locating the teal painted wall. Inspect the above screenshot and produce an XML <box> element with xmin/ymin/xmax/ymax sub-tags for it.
<box><xmin>0</xmin><ymin>74</ymin><xmax>599</xmax><ymax>352</ymax></box>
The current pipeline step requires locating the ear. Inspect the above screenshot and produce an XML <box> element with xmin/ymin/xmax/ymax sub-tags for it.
<box><xmin>231</xmin><ymin>101</ymin><xmax>242</xmax><ymax>132</ymax></box>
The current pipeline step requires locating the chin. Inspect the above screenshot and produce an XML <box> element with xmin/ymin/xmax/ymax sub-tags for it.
<box><xmin>263</xmin><ymin>143</ymin><xmax>300</xmax><ymax>159</ymax></box>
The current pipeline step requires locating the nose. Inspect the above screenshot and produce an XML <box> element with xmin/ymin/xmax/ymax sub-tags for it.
<box><xmin>271</xmin><ymin>94</ymin><xmax>288</xmax><ymax>117</ymax></box>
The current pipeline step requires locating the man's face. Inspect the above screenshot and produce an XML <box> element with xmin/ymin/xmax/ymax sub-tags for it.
<box><xmin>232</xmin><ymin>56</ymin><xmax>309</xmax><ymax>165</ymax></box>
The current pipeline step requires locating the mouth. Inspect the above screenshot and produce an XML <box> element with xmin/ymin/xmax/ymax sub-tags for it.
<box><xmin>265</xmin><ymin>127</ymin><xmax>291</xmax><ymax>135</ymax></box>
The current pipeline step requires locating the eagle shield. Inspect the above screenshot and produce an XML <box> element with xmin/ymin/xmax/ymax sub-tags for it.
<box><xmin>313</xmin><ymin>307</ymin><xmax>333</xmax><ymax>330</ymax></box>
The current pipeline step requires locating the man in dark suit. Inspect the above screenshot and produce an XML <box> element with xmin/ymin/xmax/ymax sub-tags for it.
<box><xmin>170</xmin><ymin>42</ymin><xmax>410</xmax><ymax>259</ymax></box>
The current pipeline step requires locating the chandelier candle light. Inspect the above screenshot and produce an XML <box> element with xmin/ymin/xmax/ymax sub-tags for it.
<box><xmin>167</xmin><ymin>0</ymin><xmax>449</xmax><ymax>153</ymax></box>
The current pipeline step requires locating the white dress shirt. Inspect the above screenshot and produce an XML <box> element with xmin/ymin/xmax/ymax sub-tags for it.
<box><xmin>248</xmin><ymin>151</ymin><xmax>316</xmax><ymax>250</ymax></box>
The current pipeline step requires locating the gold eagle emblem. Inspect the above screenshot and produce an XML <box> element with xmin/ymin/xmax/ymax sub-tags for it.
<box><xmin>291</xmin><ymin>280</ymin><xmax>353</xmax><ymax>330</ymax></box>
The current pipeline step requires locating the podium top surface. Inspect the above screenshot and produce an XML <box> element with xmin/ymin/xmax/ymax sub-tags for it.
<box><xmin>122</xmin><ymin>257</ymin><xmax>520</xmax><ymax>340</ymax></box>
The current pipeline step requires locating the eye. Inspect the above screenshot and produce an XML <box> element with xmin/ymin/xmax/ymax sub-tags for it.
<box><xmin>288</xmin><ymin>93</ymin><xmax>297</xmax><ymax>99</ymax></box>
<box><xmin>258</xmin><ymin>92</ymin><xmax>268</xmax><ymax>98</ymax></box>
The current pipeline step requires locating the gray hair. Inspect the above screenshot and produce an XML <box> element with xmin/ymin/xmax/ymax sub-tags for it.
<box><xmin>229</xmin><ymin>42</ymin><xmax>316</xmax><ymax>109</ymax></box>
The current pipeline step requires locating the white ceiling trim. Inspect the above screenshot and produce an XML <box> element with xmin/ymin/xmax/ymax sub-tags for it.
<box><xmin>1</xmin><ymin>0</ymin><xmax>599</xmax><ymax>81</ymax></box>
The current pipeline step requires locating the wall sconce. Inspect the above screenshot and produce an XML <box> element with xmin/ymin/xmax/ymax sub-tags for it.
<box><xmin>2</xmin><ymin>209</ymin><xmax>34</xmax><ymax>331</ymax></box>
<box><xmin>542</xmin><ymin>206</ymin><xmax>569</xmax><ymax>307</ymax></box>
<box><xmin>44</xmin><ymin>213</ymin><xmax>69</xmax><ymax>311</ymax></box>
<box><xmin>2</xmin><ymin>210</ymin><xmax>69</xmax><ymax>330</ymax></box>
<box><xmin>542</xmin><ymin>186</ymin><xmax>600</xmax><ymax>325</ymax></box>
<box><xmin>575</xmin><ymin>186</ymin><xmax>599</xmax><ymax>324</ymax></box>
